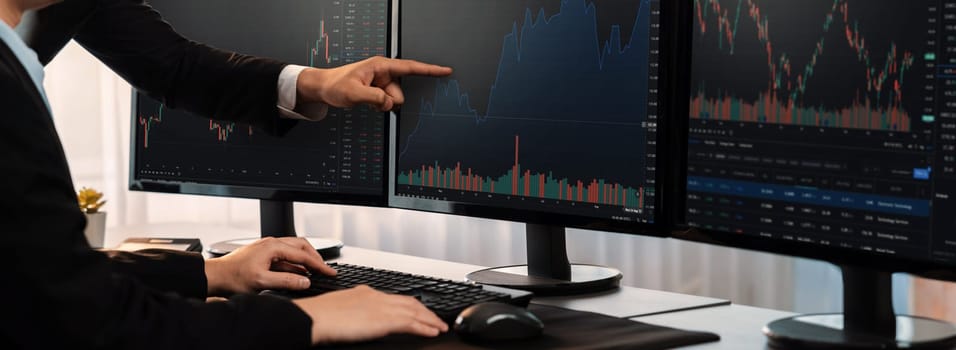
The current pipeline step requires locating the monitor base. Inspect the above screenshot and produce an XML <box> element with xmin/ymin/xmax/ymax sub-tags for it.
<box><xmin>208</xmin><ymin>237</ymin><xmax>343</xmax><ymax>259</ymax></box>
<box><xmin>764</xmin><ymin>314</ymin><xmax>956</xmax><ymax>349</ymax></box>
<box><xmin>466</xmin><ymin>264</ymin><xmax>622</xmax><ymax>296</ymax></box>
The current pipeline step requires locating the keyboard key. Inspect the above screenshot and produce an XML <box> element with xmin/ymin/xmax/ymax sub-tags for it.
<box><xmin>271</xmin><ymin>262</ymin><xmax>526</xmax><ymax>323</ymax></box>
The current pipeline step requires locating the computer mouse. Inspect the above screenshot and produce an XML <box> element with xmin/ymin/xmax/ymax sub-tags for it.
<box><xmin>454</xmin><ymin>302</ymin><xmax>544</xmax><ymax>342</ymax></box>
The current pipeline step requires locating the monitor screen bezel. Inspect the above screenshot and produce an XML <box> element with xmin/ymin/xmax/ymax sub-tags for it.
<box><xmin>128</xmin><ymin>0</ymin><xmax>392</xmax><ymax>208</ymax></box>
<box><xmin>387</xmin><ymin>0</ymin><xmax>674</xmax><ymax>237</ymax></box>
<box><xmin>670</xmin><ymin>0</ymin><xmax>956</xmax><ymax>283</ymax></box>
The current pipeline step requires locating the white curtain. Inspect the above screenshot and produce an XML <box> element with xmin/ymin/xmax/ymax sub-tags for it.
<box><xmin>45</xmin><ymin>41</ymin><xmax>911</xmax><ymax>314</ymax></box>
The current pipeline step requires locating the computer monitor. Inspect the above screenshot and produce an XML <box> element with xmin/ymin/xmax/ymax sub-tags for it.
<box><xmin>391</xmin><ymin>0</ymin><xmax>671</xmax><ymax>295</ymax></box>
<box><xmin>129</xmin><ymin>0</ymin><xmax>390</xmax><ymax>252</ymax></box>
<box><xmin>677</xmin><ymin>0</ymin><xmax>956</xmax><ymax>347</ymax></box>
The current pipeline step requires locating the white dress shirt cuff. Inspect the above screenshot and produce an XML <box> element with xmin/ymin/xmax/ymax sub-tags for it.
<box><xmin>277</xmin><ymin>64</ymin><xmax>329</xmax><ymax>121</ymax></box>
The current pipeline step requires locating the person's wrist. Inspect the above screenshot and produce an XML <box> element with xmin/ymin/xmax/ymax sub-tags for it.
<box><xmin>292</xmin><ymin>298</ymin><xmax>324</xmax><ymax>344</ymax></box>
<box><xmin>204</xmin><ymin>258</ymin><xmax>230</xmax><ymax>296</ymax></box>
<box><xmin>296</xmin><ymin>68</ymin><xmax>327</xmax><ymax>106</ymax></box>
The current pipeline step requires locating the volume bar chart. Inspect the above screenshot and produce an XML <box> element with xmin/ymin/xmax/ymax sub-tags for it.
<box><xmin>690</xmin><ymin>90</ymin><xmax>911</xmax><ymax>131</ymax></box>
<box><xmin>399</xmin><ymin>136</ymin><xmax>647</xmax><ymax>209</ymax></box>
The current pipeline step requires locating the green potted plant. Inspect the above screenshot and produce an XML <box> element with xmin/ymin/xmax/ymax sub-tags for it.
<box><xmin>78</xmin><ymin>187</ymin><xmax>107</xmax><ymax>248</ymax></box>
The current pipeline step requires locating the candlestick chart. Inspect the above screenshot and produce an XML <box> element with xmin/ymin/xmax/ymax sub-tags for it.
<box><xmin>690</xmin><ymin>0</ymin><xmax>923</xmax><ymax>132</ymax></box>
<box><xmin>133</xmin><ymin>0</ymin><xmax>387</xmax><ymax>194</ymax></box>
<box><xmin>684</xmin><ymin>0</ymin><xmax>956</xmax><ymax>262</ymax></box>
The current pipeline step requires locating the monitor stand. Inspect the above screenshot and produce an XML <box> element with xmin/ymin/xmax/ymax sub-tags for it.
<box><xmin>208</xmin><ymin>200</ymin><xmax>343</xmax><ymax>258</ymax></box>
<box><xmin>465</xmin><ymin>223</ymin><xmax>622</xmax><ymax>296</ymax></box>
<box><xmin>764</xmin><ymin>264</ymin><xmax>956</xmax><ymax>349</ymax></box>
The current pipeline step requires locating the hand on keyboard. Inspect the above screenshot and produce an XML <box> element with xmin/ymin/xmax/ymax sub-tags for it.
<box><xmin>263</xmin><ymin>263</ymin><xmax>532</xmax><ymax>324</ymax></box>
<box><xmin>291</xmin><ymin>285</ymin><xmax>449</xmax><ymax>344</ymax></box>
<box><xmin>204</xmin><ymin>237</ymin><xmax>336</xmax><ymax>296</ymax></box>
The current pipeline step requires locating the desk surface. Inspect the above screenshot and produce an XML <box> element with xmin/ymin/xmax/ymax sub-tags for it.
<box><xmin>108</xmin><ymin>224</ymin><xmax>794</xmax><ymax>349</ymax></box>
<box><xmin>337</xmin><ymin>246</ymin><xmax>794</xmax><ymax>348</ymax></box>
<box><xmin>335</xmin><ymin>246</ymin><xmax>730</xmax><ymax>318</ymax></box>
<box><xmin>635</xmin><ymin>304</ymin><xmax>796</xmax><ymax>349</ymax></box>
<box><xmin>340</xmin><ymin>246</ymin><xmax>795</xmax><ymax>349</ymax></box>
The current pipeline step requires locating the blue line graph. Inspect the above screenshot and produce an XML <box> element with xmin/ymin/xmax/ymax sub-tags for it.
<box><xmin>399</xmin><ymin>0</ymin><xmax>651</xmax><ymax>160</ymax></box>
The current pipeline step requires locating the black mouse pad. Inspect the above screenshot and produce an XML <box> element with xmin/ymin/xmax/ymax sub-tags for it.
<box><xmin>326</xmin><ymin>304</ymin><xmax>720</xmax><ymax>350</ymax></box>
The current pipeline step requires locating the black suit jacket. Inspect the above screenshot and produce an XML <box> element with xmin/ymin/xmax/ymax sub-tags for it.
<box><xmin>1</xmin><ymin>1</ymin><xmax>310</xmax><ymax>349</ymax></box>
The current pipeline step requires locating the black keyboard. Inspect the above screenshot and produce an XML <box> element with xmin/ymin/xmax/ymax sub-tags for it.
<box><xmin>263</xmin><ymin>262</ymin><xmax>534</xmax><ymax>323</ymax></box>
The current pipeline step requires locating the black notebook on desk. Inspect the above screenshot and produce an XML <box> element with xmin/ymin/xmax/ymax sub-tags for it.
<box><xmin>329</xmin><ymin>304</ymin><xmax>720</xmax><ymax>350</ymax></box>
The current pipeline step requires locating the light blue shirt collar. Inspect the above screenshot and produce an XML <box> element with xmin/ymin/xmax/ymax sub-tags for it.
<box><xmin>0</xmin><ymin>21</ymin><xmax>51</xmax><ymax>114</ymax></box>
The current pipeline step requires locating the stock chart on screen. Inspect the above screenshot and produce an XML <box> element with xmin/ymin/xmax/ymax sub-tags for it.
<box><xmin>134</xmin><ymin>0</ymin><xmax>387</xmax><ymax>194</ymax></box>
<box><xmin>396</xmin><ymin>0</ymin><xmax>660</xmax><ymax>223</ymax></box>
<box><xmin>687</xmin><ymin>0</ymin><xmax>956</xmax><ymax>264</ymax></box>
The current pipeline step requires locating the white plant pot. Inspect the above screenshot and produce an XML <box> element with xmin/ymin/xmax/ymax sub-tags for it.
<box><xmin>84</xmin><ymin>212</ymin><xmax>107</xmax><ymax>249</ymax></box>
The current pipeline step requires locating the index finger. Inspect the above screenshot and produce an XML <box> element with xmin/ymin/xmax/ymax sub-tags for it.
<box><xmin>385</xmin><ymin>59</ymin><xmax>453</xmax><ymax>78</ymax></box>
<box><xmin>276</xmin><ymin>237</ymin><xmax>337</xmax><ymax>276</ymax></box>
